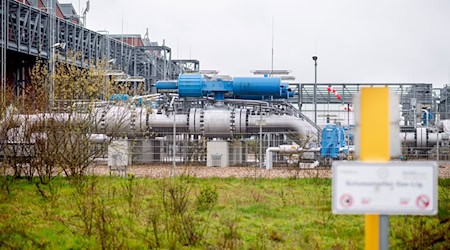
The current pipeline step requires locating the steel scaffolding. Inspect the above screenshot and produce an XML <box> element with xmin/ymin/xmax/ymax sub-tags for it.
<box><xmin>290</xmin><ymin>82</ymin><xmax>433</xmax><ymax>126</ymax></box>
<box><xmin>0</xmin><ymin>0</ymin><xmax>187</xmax><ymax>96</ymax></box>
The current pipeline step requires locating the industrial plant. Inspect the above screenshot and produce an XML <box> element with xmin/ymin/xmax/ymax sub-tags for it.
<box><xmin>1</xmin><ymin>0</ymin><xmax>450</xmax><ymax>171</ymax></box>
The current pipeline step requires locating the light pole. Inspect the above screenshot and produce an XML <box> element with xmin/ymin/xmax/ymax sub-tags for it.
<box><xmin>46</xmin><ymin>0</ymin><xmax>66</xmax><ymax>108</ymax></box>
<box><xmin>259</xmin><ymin>104</ymin><xmax>263</xmax><ymax>168</ymax></box>
<box><xmin>312</xmin><ymin>56</ymin><xmax>318</xmax><ymax>125</ymax></box>
<box><xmin>172</xmin><ymin>101</ymin><xmax>177</xmax><ymax>177</ymax></box>
<box><xmin>48</xmin><ymin>0</ymin><xmax>55</xmax><ymax>108</ymax></box>
<box><xmin>435</xmin><ymin>103</ymin><xmax>440</xmax><ymax>168</ymax></box>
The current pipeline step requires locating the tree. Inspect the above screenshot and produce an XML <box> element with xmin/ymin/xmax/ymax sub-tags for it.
<box><xmin>1</xmin><ymin>54</ymin><xmax>129</xmax><ymax>182</ymax></box>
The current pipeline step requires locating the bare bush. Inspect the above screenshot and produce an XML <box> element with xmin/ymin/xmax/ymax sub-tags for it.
<box><xmin>0</xmin><ymin>55</ymin><xmax>133</xmax><ymax>202</ymax></box>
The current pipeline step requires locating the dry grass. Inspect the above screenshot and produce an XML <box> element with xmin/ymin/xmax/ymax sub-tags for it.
<box><xmin>91</xmin><ymin>162</ymin><xmax>450</xmax><ymax>179</ymax></box>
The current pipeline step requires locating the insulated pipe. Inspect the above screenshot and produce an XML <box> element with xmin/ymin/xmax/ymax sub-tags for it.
<box><xmin>94</xmin><ymin>105</ymin><xmax>188</xmax><ymax>134</ymax></box>
<box><xmin>423</xmin><ymin>109</ymin><xmax>429</xmax><ymax>126</ymax></box>
<box><xmin>400</xmin><ymin>130</ymin><xmax>448</xmax><ymax>147</ymax></box>
<box><xmin>89</xmin><ymin>134</ymin><xmax>110</xmax><ymax>143</ymax></box>
<box><xmin>147</xmin><ymin>113</ymin><xmax>189</xmax><ymax>132</ymax></box>
<box><xmin>5</xmin><ymin>106</ymin><xmax>318</xmax><ymax>140</ymax></box>
<box><xmin>247</xmin><ymin>114</ymin><xmax>316</xmax><ymax>137</ymax></box>
<box><xmin>265</xmin><ymin>145</ymin><xmax>354</xmax><ymax>169</ymax></box>
<box><xmin>223</xmin><ymin>99</ymin><xmax>270</xmax><ymax>106</ymax></box>
<box><xmin>399</xmin><ymin>132</ymin><xmax>416</xmax><ymax>143</ymax></box>
<box><xmin>399</xmin><ymin>131</ymin><xmax>449</xmax><ymax>147</ymax></box>
<box><xmin>5</xmin><ymin>105</ymin><xmax>450</xmax><ymax>148</ymax></box>
<box><xmin>9</xmin><ymin>113</ymin><xmax>90</xmax><ymax>128</ymax></box>
<box><xmin>442</xmin><ymin>119</ymin><xmax>450</xmax><ymax>133</ymax></box>
<box><xmin>6</xmin><ymin>105</ymin><xmax>450</xmax><ymax>161</ymax></box>
<box><xmin>264</xmin><ymin>145</ymin><xmax>322</xmax><ymax>169</ymax></box>
<box><xmin>265</xmin><ymin>145</ymin><xmax>300</xmax><ymax>169</ymax></box>
<box><xmin>4</xmin><ymin>106</ymin><xmax>188</xmax><ymax>136</ymax></box>
<box><xmin>5</xmin><ymin>123</ymin><xmax>109</xmax><ymax>144</ymax></box>
<box><xmin>187</xmin><ymin>108</ymin><xmax>317</xmax><ymax>139</ymax></box>
<box><xmin>426</xmin><ymin>132</ymin><xmax>448</xmax><ymax>145</ymax></box>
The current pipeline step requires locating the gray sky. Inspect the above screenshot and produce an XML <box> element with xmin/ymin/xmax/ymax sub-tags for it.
<box><xmin>63</xmin><ymin>0</ymin><xmax>450</xmax><ymax>86</ymax></box>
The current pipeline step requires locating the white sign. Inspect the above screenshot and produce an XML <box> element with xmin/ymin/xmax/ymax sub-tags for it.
<box><xmin>332</xmin><ymin>161</ymin><xmax>437</xmax><ymax>215</ymax></box>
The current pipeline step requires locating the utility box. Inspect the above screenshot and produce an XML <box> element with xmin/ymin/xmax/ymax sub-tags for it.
<box><xmin>132</xmin><ymin>139</ymin><xmax>155</xmax><ymax>164</ymax></box>
<box><xmin>108</xmin><ymin>139</ymin><xmax>132</xmax><ymax>167</ymax></box>
<box><xmin>207</xmin><ymin>141</ymin><xmax>229</xmax><ymax>167</ymax></box>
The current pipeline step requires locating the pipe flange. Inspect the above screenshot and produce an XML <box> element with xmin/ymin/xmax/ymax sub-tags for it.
<box><xmin>230</xmin><ymin>108</ymin><xmax>236</xmax><ymax>136</ymax></box>
<box><xmin>245</xmin><ymin>109</ymin><xmax>249</xmax><ymax>127</ymax></box>
<box><xmin>200</xmin><ymin>109</ymin><xmax>205</xmax><ymax>135</ymax></box>
<box><xmin>187</xmin><ymin>110</ymin><xmax>190</xmax><ymax>126</ymax></box>
<box><xmin>130</xmin><ymin>105</ymin><xmax>136</xmax><ymax>134</ymax></box>
<box><xmin>145</xmin><ymin>109</ymin><xmax>152</xmax><ymax>137</ymax></box>
<box><xmin>99</xmin><ymin>108</ymin><xmax>107</xmax><ymax>133</ymax></box>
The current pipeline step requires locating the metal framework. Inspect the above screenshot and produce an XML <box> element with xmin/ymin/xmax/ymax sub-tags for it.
<box><xmin>0</xmin><ymin>0</ymin><xmax>6</xmax><ymax>104</ymax></box>
<box><xmin>0</xmin><ymin>0</ymin><xmax>185</xmax><ymax>95</ymax></box>
<box><xmin>438</xmin><ymin>85</ymin><xmax>450</xmax><ymax>119</ymax></box>
<box><xmin>290</xmin><ymin>82</ymin><xmax>433</xmax><ymax>126</ymax></box>
<box><xmin>172</xmin><ymin>59</ymin><xmax>200</xmax><ymax>75</ymax></box>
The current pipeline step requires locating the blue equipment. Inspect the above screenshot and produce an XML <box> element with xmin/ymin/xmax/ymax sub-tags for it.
<box><xmin>109</xmin><ymin>94</ymin><xmax>130</xmax><ymax>102</ymax></box>
<box><xmin>109</xmin><ymin>94</ymin><xmax>157</xmax><ymax>107</ymax></box>
<box><xmin>155</xmin><ymin>81</ymin><xmax>178</xmax><ymax>91</ymax></box>
<box><xmin>421</xmin><ymin>109</ymin><xmax>433</xmax><ymax>125</ymax></box>
<box><xmin>320</xmin><ymin>124</ymin><xmax>348</xmax><ymax>158</ymax></box>
<box><xmin>156</xmin><ymin>74</ymin><xmax>293</xmax><ymax>100</ymax></box>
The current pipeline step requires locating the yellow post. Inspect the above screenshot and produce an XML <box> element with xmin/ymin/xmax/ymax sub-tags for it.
<box><xmin>359</xmin><ymin>87</ymin><xmax>390</xmax><ymax>250</ymax></box>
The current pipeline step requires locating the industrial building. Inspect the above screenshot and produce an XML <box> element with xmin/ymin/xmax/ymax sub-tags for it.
<box><xmin>0</xmin><ymin>0</ymin><xmax>199</xmax><ymax>97</ymax></box>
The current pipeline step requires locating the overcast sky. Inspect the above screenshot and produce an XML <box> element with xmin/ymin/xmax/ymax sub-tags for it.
<box><xmin>62</xmin><ymin>0</ymin><xmax>450</xmax><ymax>86</ymax></box>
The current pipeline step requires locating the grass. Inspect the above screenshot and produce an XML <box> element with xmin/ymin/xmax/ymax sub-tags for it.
<box><xmin>0</xmin><ymin>175</ymin><xmax>449</xmax><ymax>249</ymax></box>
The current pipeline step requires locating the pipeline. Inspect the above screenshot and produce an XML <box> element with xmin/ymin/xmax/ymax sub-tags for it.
<box><xmin>400</xmin><ymin>129</ymin><xmax>449</xmax><ymax>147</ymax></box>
<box><xmin>187</xmin><ymin>107</ymin><xmax>316</xmax><ymax>138</ymax></box>
<box><xmin>2</xmin><ymin>103</ymin><xmax>318</xmax><ymax>141</ymax></box>
<box><xmin>264</xmin><ymin>144</ymin><xmax>354</xmax><ymax>169</ymax></box>
<box><xmin>264</xmin><ymin>145</ymin><xmax>321</xmax><ymax>169</ymax></box>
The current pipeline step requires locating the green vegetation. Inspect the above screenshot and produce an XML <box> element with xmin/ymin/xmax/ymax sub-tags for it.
<box><xmin>0</xmin><ymin>175</ymin><xmax>449</xmax><ymax>249</ymax></box>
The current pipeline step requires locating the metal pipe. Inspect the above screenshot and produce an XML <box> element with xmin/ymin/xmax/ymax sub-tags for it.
<box><xmin>247</xmin><ymin>114</ymin><xmax>316</xmax><ymax>136</ymax></box>
<box><xmin>436</xmin><ymin>126</ymin><xmax>440</xmax><ymax>167</ymax></box>
<box><xmin>223</xmin><ymin>99</ymin><xmax>270</xmax><ymax>106</ymax></box>
<box><xmin>264</xmin><ymin>145</ymin><xmax>321</xmax><ymax>169</ymax></box>
<box><xmin>259</xmin><ymin>105</ymin><xmax>263</xmax><ymax>168</ymax></box>
<box><xmin>11</xmin><ymin>105</ymin><xmax>450</xmax><ymax>149</ymax></box>
<box><xmin>132</xmin><ymin>94</ymin><xmax>165</xmax><ymax>100</ymax></box>
<box><xmin>172</xmin><ymin>108</ymin><xmax>176</xmax><ymax>177</ymax></box>
<box><xmin>169</xmin><ymin>96</ymin><xmax>176</xmax><ymax>107</ymax></box>
<box><xmin>423</xmin><ymin>109</ymin><xmax>429</xmax><ymax>126</ymax></box>
<box><xmin>313</xmin><ymin>56</ymin><xmax>318</xmax><ymax>125</ymax></box>
<box><xmin>5</xmin><ymin>105</ymin><xmax>321</xmax><ymax>144</ymax></box>
<box><xmin>400</xmin><ymin>130</ymin><xmax>448</xmax><ymax>146</ymax></box>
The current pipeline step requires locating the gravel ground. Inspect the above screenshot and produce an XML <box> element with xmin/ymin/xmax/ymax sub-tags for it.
<box><xmin>92</xmin><ymin>162</ymin><xmax>450</xmax><ymax>179</ymax></box>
